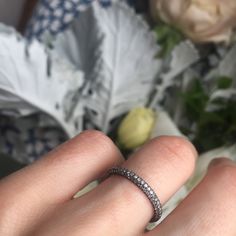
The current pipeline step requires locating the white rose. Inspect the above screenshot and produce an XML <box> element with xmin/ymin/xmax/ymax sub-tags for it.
<box><xmin>150</xmin><ymin>0</ymin><xmax>236</xmax><ymax>43</ymax></box>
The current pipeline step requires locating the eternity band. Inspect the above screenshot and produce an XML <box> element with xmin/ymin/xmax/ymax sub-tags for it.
<box><xmin>107</xmin><ymin>166</ymin><xmax>162</xmax><ymax>223</ymax></box>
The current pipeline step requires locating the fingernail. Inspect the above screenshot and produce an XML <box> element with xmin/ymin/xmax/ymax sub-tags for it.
<box><xmin>208</xmin><ymin>157</ymin><xmax>232</xmax><ymax>170</ymax></box>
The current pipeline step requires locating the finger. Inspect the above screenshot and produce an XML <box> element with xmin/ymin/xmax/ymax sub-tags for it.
<box><xmin>0</xmin><ymin>130</ymin><xmax>124</xmax><ymax>235</ymax></box>
<box><xmin>148</xmin><ymin>158</ymin><xmax>236</xmax><ymax>236</ymax></box>
<box><xmin>34</xmin><ymin>136</ymin><xmax>197</xmax><ymax>236</ymax></box>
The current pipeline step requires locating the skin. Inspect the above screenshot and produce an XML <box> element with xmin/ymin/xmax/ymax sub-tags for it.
<box><xmin>0</xmin><ymin>130</ymin><xmax>236</xmax><ymax>235</ymax></box>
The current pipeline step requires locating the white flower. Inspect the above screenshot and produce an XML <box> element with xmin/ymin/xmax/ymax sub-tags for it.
<box><xmin>150</xmin><ymin>0</ymin><xmax>236</xmax><ymax>43</ymax></box>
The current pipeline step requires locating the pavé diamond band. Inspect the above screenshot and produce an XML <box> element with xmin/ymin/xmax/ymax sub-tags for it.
<box><xmin>107</xmin><ymin>166</ymin><xmax>162</xmax><ymax>223</ymax></box>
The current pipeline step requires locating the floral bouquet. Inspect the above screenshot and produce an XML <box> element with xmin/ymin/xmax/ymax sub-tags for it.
<box><xmin>1</xmin><ymin>0</ymin><xmax>236</xmax><ymax>225</ymax></box>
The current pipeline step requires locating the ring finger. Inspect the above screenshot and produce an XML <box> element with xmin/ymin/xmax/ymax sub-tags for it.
<box><xmin>33</xmin><ymin>136</ymin><xmax>197</xmax><ymax>236</ymax></box>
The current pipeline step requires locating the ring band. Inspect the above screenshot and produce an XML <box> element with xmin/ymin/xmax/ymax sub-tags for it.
<box><xmin>107</xmin><ymin>166</ymin><xmax>162</xmax><ymax>223</ymax></box>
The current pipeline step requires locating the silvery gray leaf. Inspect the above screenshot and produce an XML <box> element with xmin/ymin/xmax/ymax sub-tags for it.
<box><xmin>204</xmin><ymin>45</ymin><xmax>236</xmax><ymax>111</ymax></box>
<box><xmin>206</xmin><ymin>88</ymin><xmax>236</xmax><ymax>112</ymax></box>
<box><xmin>52</xmin><ymin>6</ymin><xmax>101</xmax><ymax>79</ymax></box>
<box><xmin>80</xmin><ymin>1</ymin><xmax>162</xmax><ymax>132</ymax></box>
<box><xmin>149</xmin><ymin>41</ymin><xmax>199</xmax><ymax>108</ymax></box>
<box><xmin>172</xmin><ymin>69</ymin><xmax>199</xmax><ymax>125</ymax></box>
<box><xmin>0</xmin><ymin>25</ymin><xmax>84</xmax><ymax>138</ymax></box>
<box><xmin>52</xmin><ymin>6</ymin><xmax>103</xmax><ymax>124</ymax></box>
<box><xmin>206</xmin><ymin>45</ymin><xmax>236</xmax><ymax>80</ymax></box>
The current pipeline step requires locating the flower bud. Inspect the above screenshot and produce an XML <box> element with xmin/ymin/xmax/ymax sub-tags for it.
<box><xmin>117</xmin><ymin>107</ymin><xmax>155</xmax><ymax>150</ymax></box>
<box><xmin>150</xmin><ymin>0</ymin><xmax>236</xmax><ymax>43</ymax></box>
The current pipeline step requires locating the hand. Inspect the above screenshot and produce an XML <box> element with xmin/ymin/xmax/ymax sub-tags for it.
<box><xmin>0</xmin><ymin>130</ymin><xmax>235</xmax><ymax>236</ymax></box>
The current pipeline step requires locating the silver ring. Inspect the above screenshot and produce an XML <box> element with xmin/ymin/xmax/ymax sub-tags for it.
<box><xmin>107</xmin><ymin>166</ymin><xmax>162</xmax><ymax>223</ymax></box>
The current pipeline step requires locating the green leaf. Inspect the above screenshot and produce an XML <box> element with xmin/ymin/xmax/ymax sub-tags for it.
<box><xmin>180</xmin><ymin>78</ymin><xmax>236</xmax><ymax>152</ymax></box>
<box><xmin>154</xmin><ymin>23</ymin><xmax>183</xmax><ymax>58</ymax></box>
<box><xmin>181</xmin><ymin>79</ymin><xmax>209</xmax><ymax>121</ymax></box>
<box><xmin>217</xmin><ymin>76</ymin><xmax>233</xmax><ymax>89</ymax></box>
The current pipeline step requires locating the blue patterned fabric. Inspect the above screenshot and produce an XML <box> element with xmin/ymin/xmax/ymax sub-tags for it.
<box><xmin>26</xmin><ymin>0</ymin><xmax>113</xmax><ymax>40</ymax></box>
<box><xmin>0</xmin><ymin>116</ymin><xmax>66</xmax><ymax>163</ymax></box>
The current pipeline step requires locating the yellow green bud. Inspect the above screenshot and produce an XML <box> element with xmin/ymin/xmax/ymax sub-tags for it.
<box><xmin>117</xmin><ymin>107</ymin><xmax>156</xmax><ymax>150</ymax></box>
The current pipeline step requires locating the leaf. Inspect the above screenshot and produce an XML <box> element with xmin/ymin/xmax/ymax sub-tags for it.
<box><xmin>181</xmin><ymin>79</ymin><xmax>209</xmax><ymax>121</ymax></box>
<box><xmin>154</xmin><ymin>23</ymin><xmax>183</xmax><ymax>58</ymax></box>
<box><xmin>52</xmin><ymin>6</ymin><xmax>103</xmax><ymax>122</ymax></box>
<box><xmin>57</xmin><ymin>1</ymin><xmax>162</xmax><ymax>132</ymax></box>
<box><xmin>149</xmin><ymin>41</ymin><xmax>199</xmax><ymax>108</ymax></box>
<box><xmin>217</xmin><ymin>76</ymin><xmax>233</xmax><ymax>89</ymax></box>
<box><xmin>206</xmin><ymin>44</ymin><xmax>236</xmax><ymax>80</ymax></box>
<box><xmin>0</xmin><ymin>25</ymin><xmax>84</xmax><ymax>138</ymax></box>
<box><xmin>180</xmin><ymin>76</ymin><xmax>236</xmax><ymax>152</ymax></box>
<box><xmin>52</xmin><ymin>6</ymin><xmax>101</xmax><ymax>79</ymax></box>
<box><xmin>204</xmin><ymin>46</ymin><xmax>236</xmax><ymax>111</ymax></box>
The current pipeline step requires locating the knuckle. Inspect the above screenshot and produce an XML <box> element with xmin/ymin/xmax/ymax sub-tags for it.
<box><xmin>77</xmin><ymin>130</ymin><xmax>124</xmax><ymax>163</ymax></box>
<box><xmin>210</xmin><ymin>162</ymin><xmax>236</xmax><ymax>190</ymax></box>
<box><xmin>47</xmin><ymin>130</ymin><xmax>119</xmax><ymax>164</ymax></box>
<box><xmin>151</xmin><ymin>136</ymin><xmax>197</xmax><ymax>171</ymax></box>
<box><xmin>78</xmin><ymin>130</ymin><xmax>114</xmax><ymax>150</ymax></box>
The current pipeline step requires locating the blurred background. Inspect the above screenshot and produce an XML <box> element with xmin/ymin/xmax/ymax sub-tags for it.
<box><xmin>0</xmin><ymin>0</ymin><xmax>38</xmax><ymax>177</ymax></box>
<box><xmin>0</xmin><ymin>0</ymin><xmax>26</xmax><ymax>27</ymax></box>
<box><xmin>0</xmin><ymin>0</ymin><xmax>149</xmax><ymax>178</ymax></box>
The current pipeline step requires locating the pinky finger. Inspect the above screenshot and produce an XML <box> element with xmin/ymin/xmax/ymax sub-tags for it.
<box><xmin>147</xmin><ymin>158</ymin><xmax>236</xmax><ymax>236</ymax></box>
